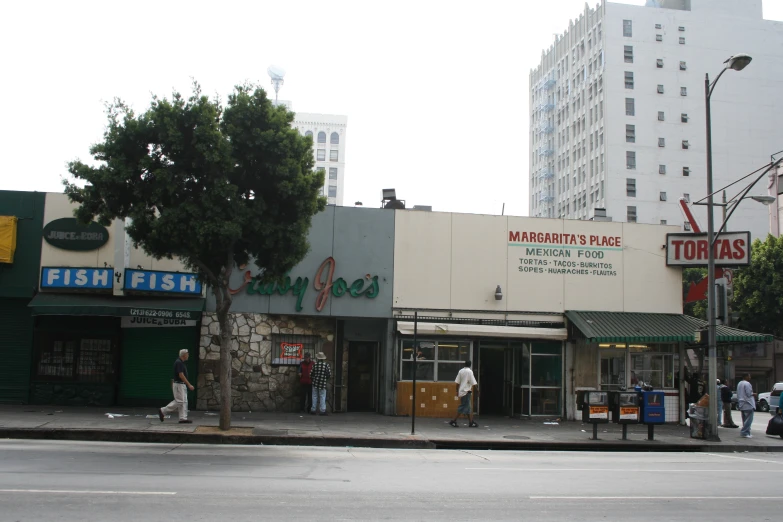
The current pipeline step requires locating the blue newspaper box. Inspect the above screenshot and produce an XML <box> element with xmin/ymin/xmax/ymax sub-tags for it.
<box><xmin>640</xmin><ymin>391</ymin><xmax>665</xmax><ymax>424</ymax></box>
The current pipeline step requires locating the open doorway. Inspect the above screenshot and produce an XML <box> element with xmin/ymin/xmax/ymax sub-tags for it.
<box><xmin>347</xmin><ymin>341</ymin><xmax>377</xmax><ymax>412</ymax></box>
<box><xmin>478</xmin><ymin>344</ymin><xmax>505</xmax><ymax>415</ymax></box>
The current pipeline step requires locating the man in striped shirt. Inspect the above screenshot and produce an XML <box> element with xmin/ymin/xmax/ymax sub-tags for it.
<box><xmin>309</xmin><ymin>352</ymin><xmax>331</xmax><ymax>416</ymax></box>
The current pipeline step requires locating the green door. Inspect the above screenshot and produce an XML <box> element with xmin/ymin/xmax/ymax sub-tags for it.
<box><xmin>0</xmin><ymin>299</ymin><xmax>34</xmax><ymax>403</ymax></box>
<box><xmin>119</xmin><ymin>327</ymin><xmax>199</xmax><ymax>407</ymax></box>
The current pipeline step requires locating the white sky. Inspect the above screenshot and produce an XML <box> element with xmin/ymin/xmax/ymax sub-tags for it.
<box><xmin>1</xmin><ymin>0</ymin><xmax>781</xmax><ymax>217</ymax></box>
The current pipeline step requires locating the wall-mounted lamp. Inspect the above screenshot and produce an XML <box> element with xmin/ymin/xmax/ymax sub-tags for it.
<box><xmin>494</xmin><ymin>285</ymin><xmax>503</xmax><ymax>301</ymax></box>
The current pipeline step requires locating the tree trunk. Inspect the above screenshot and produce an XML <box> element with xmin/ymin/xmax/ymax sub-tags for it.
<box><xmin>214</xmin><ymin>257</ymin><xmax>234</xmax><ymax>431</ymax></box>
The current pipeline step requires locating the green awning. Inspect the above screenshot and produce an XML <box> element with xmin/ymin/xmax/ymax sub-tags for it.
<box><xmin>565</xmin><ymin>310</ymin><xmax>772</xmax><ymax>344</ymax></box>
<box><xmin>28</xmin><ymin>293</ymin><xmax>205</xmax><ymax>321</ymax></box>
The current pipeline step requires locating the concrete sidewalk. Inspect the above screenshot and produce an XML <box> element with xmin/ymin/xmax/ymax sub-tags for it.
<box><xmin>1</xmin><ymin>405</ymin><xmax>781</xmax><ymax>452</ymax></box>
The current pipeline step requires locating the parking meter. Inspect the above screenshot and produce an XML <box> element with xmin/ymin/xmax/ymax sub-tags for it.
<box><xmin>582</xmin><ymin>391</ymin><xmax>609</xmax><ymax>440</ymax></box>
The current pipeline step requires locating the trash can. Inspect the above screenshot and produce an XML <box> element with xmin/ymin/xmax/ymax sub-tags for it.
<box><xmin>689</xmin><ymin>404</ymin><xmax>708</xmax><ymax>439</ymax></box>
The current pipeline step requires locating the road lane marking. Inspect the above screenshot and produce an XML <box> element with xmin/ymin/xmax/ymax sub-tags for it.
<box><xmin>0</xmin><ymin>489</ymin><xmax>176</xmax><ymax>495</ymax></box>
<box><xmin>466</xmin><ymin>468</ymin><xmax>783</xmax><ymax>472</ymax></box>
<box><xmin>701</xmin><ymin>453</ymin><xmax>783</xmax><ymax>465</ymax></box>
<box><xmin>529</xmin><ymin>496</ymin><xmax>779</xmax><ymax>500</ymax></box>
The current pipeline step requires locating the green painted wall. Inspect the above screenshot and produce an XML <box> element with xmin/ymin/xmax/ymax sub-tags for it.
<box><xmin>0</xmin><ymin>191</ymin><xmax>45</xmax><ymax>403</ymax></box>
<box><xmin>0</xmin><ymin>190</ymin><xmax>45</xmax><ymax>297</ymax></box>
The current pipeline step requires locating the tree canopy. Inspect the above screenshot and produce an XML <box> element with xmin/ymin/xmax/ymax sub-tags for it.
<box><xmin>65</xmin><ymin>82</ymin><xmax>325</xmax><ymax>428</ymax></box>
<box><xmin>732</xmin><ymin>234</ymin><xmax>783</xmax><ymax>338</ymax></box>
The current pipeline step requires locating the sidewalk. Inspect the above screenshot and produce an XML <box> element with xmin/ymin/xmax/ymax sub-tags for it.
<box><xmin>1</xmin><ymin>405</ymin><xmax>781</xmax><ymax>452</ymax></box>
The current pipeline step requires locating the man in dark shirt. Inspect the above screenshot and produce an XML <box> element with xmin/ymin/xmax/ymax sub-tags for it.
<box><xmin>158</xmin><ymin>349</ymin><xmax>194</xmax><ymax>423</ymax></box>
<box><xmin>298</xmin><ymin>352</ymin><xmax>314</xmax><ymax>413</ymax></box>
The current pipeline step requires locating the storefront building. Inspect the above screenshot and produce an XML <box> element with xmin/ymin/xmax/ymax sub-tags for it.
<box><xmin>391</xmin><ymin>211</ymin><xmax>769</xmax><ymax>421</ymax></box>
<box><xmin>199</xmin><ymin>206</ymin><xmax>395</xmax><ymax>414</ymax></box>
<box><xmin>0</xmin><ymin>190</ymin><xmax>46</xmax><ymax>403</ymax></box>
<box><xmin>24</xmin><ymin>193</ymin><xmax>204</xmax><ymax>406</ymax></box>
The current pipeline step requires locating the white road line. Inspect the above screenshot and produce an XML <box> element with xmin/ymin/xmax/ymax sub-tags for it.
<box><xmin>466</xmin><ymin>468</ymin><xmax>783</xmax><ymax>472</ymax></box>
<box><xmin>701</xmin><ymin>452</ymin><xmax>783</xmax><ymax>465</ymax></box>
<box><xmin>0</xmin><ymin>489</ymin><xmax>176</xmax><ymax>495</ymax></box>
<box><xmin>529</xmin><ymin>496</ymin><xmax>779</xmax><ymax>500</ymax></box>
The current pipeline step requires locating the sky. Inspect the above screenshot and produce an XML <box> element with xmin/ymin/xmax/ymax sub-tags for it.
<box><xmin>1</xmin><ymin>0</ymin><xmax>782</xmax><ymax>217</ymax></box>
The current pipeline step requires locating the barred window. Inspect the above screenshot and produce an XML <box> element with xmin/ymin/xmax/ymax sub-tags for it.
<box><xmin>271</xmin><ymin>334</ymin><xmax>322</xmax><ymax>366</ymax></box>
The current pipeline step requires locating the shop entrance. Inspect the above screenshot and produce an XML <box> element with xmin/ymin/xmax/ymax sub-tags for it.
<box><xmin>478</xmin><ymin>344</ymin><xmax>506</xmax><ymax>415</ymax></box>
<box><xmin>347</xmin><ymin>341</ymin><xmax>377</xmax><ymax>412</ymax></box>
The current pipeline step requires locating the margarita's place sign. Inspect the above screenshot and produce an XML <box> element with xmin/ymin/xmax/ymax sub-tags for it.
<box><xmin>230</xmin><ymin>257</ymin><xmax>380</xmax><ymax>312</ymax></box>
<box><xmin>43</xmin><ymin>218</ymin><xmax>109</xmax><ymax>251</ymax></box>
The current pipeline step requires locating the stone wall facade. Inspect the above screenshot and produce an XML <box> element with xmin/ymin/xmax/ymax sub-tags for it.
<box><xmin>197</xmin><ymin>313</ymin><xmax>335</xmax><ymax>412</ymax></box>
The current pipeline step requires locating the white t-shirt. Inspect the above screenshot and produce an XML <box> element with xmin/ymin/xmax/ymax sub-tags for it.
<box><xmin>455</xmin><ymin>367</ymin><xmax>477</xmax><ymax>397</ymax></box>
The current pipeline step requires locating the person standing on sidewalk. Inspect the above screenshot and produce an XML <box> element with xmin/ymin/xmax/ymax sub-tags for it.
<box><xmin>450</xmin><ymin>360</ymin><xmax>479</xmax><ymax>428</ymax></box>
<box><xmin>298</xmin><ymin>352</ymin><xmax>314</xmax><ymax>413</ymax></box>
<box><xmin>158</xmin><ymin>349</ymin><xmax>194</xmax><ymax>424</ymax></box>
<box><xmin>715</xmin><ymin>379</ymin><xmax>724</xmax><ymax>426</ymax></box>
<box><xmin>737</xmin><ymin>373</ymin><xmax>756</xmax><ymax>438</ymax></box>
<box><xmin>720</xmin><ymin>379</ymin><xmax>738</xmax><ymax>428</ymax></box>
<box><xmin>309</xmin><ymin>352</ymin><xmax>331</xmax><ymax>416</ymax></box>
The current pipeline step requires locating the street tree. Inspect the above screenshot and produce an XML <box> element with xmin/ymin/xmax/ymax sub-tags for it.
<box><xmin>64</xmin><ymin>83</ymin><xmax>325</xmax><ymax>430</ymax></box>
<box><xmin>732</xmin><ymin>234</ymin><xmax>783</xmax><ymax>338</ymax></box>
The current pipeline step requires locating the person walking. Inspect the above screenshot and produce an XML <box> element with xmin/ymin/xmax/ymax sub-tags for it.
<box><xmin>298</xmin><ymin>352</ymin><xmax>314</xmax><ymax>413</ymax></box>
<box><xmin>450</xmin><ymin>360</ymin><xmax>479</xmax><ymax>428</ymax></box>
<box><xmin>158</xmin><ymin>349</ymin><xmax>194</xmax><ymax>424</ymax></box>
<box><xmin>720</xmin><ymin>379</ymin><xmax>739</xmax><ymax>428</ymax></box>
<box><xmin>309</xmin><ymin>352</ymin><xmax>331</xmax><ymax>416</ymax></box>
<box><xmin>715</xmin><ymin>379</ymin><xmax>724</xmax><ymax>427</ymax></box>
<box><xmin>737</xmin><ymin>373</ymin><xmax>756</xmax><ymax>438</ymax></box>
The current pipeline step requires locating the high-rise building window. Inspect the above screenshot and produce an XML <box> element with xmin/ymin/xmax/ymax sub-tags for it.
<box><xmin>658</xmin><ymin>138</ymin><xmax>665</xmax><ymax>147</ymax></box>
<box><xmin>656</xmin><ymin>34</ymin><xmax>663</xmax><ymax>42</ymax></box>
<box><xmin>658</xmin><ymin>111</ymin><xmax>665</xmax><ymax>121</ymax></box>
<box><xmin>655</xmin><ymin>23</ymin><xmax>662</xmax><ymax>29</ymax></box>
<box><xmin>681</xmin><ymin>87</ymin><xmax>688</xmax><ymax>96</ymax></box>
<box><xmin>661</xmin><ymin>220</ymin><xmax>667</xmax><ymax>225</ymax></box>
<box><xmin>330</xmin><ymin>132</ymin><xmax>339</xmax><ymax>145</ymax></box>
<box><xmin>626</xmin><ymin>125</ymin><xmax>636</xmax><ymax>143</ymax></box>
<box><xmin>684</xmin><ymin>222</ymin><xmax>692</xmax><ymax>231</ymax></box>
<box><xmin>623</xmin><ymin>19</ymin><xmax>632</xmax><ymax>37</ymax></box>
<box><xmin>328</xmin><ymin>186</ymin><xmax>337</xmax><ymax>197</ymax></box>
<box><xmin>682</xmin><ymin>140</ymin><xmax>690</xmax><ymax>149</ymax></box>
<box><xmin>627</xmin><ymin>206</ymin><xmax>637</xmax><ymax>223</ymax></box>
<box><xmin>330</xmin><ymin>150</ymin><xmax>339</xmax><ymax>161</ymax></box>
<box><xmin>317</xmin><ymin>149</ymin><xmax>326</xmax><ymax>161</ymax></box>
<box><xmin>656</xmin><ymin>59</ymin><xmax>663</xmax><ymax>68</ymax></box>
<box><xmin>626</xmin><ymin>178</ymin><xmax>636</xmax><ymax>197</ymax></box>
<box><xmin>657</xmin><ymin>84</ymin><xmax>664</xmax><ymax>94</ymax></box>
<box><xmin>681</xmin><ymin>113</ymin><xmax>689</xmax><ymax>123</ymax></box>
<box><xmin>659</xmin><ymin>165</ymin><xmax>667</xmax><ymax>175</ymax></box>
<box><xmin>624</xmin><ymin>46</ymin><xmax>634</xmax><ymax>63</ymax></box>
<box><xmin>679</xmin><ymin>37</ymin><xmax>685</xmax><ymax>44</ymax></box>
<box><xmin>683</xmin><ymin>167</ymin><xmax>691</xmax><ymax>176</ymax></box>
<box><xmin>625</xmin><ymin>71</ymin><xmax>634</xmax><ymax>89</ymax></box>
<box><xmin>680</xmin><ymin>61</ymin><xmax>687</xmax><ymax>70</ymax></box>
<box><xmin>305</xmin><ymin>130</ymin><xmax>313</xmax><ymax>139</ymax></box>
<box><xmin>626</xmin><ymin>98</ymin><xmax>635</xmax><ymax>116</ymax></box>
<box><xmin>626</xmin><ymin>151</ymin><xmax>636</xmax><ymax>170</ymax></box>
<box><xmin>683</xmin><ymin>193</ymin><xmax>690</xmax><ymax>203</ymax></box>
<box><xmin>329</xmin><ymin>167</ymin><xmax>338</xmax><ymax>180</ymax></box>
<box><xmin>317</xmin><ymin>131</ymin><xmax>326</xmax><ymax>144</ymax></box>
<box><xmin>660</xmin><ymin>192</ymin><xmax>667</xmax><ymax>201</ymax></box>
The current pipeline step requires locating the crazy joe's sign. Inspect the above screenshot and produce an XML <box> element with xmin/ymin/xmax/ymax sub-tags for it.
<box><xmin>665</xmin><ymin>232</ymin><xmax>751</xmax><ymax>267</ymax></box>
<box><xmin>230</xmin><ymin>256</ymin><xmax>379</xmax><ymax>312</ymax></box>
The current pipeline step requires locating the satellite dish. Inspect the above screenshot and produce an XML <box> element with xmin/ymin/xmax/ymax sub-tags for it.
<box><xmin>267</xmin><ymin>65</ymin><xmax>286</xmax><ymax>81</ymax></box>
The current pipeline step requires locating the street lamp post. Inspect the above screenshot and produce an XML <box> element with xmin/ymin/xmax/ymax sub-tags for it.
<box><xmin>704</xmin><ymin>53</ymin><xmax>752</xmax><ymax>441</ymax></box>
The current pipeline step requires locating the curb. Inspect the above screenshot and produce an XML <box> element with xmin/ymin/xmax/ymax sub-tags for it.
<box><xmin>2</xmin><ymin>428</ymin><xmax>782</xmax><ymax>452</ymax></box>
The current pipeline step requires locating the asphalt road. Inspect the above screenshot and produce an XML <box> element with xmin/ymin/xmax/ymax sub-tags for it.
<box><xmin>1</xmin><ymin>440</ymin><xmax>781</xmax><ymax>521</ymax></box>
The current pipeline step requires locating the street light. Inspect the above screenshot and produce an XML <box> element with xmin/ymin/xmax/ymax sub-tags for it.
<box><xmin>704</xmin><ymin>53</ymin><xmax>752</xmax><ymax>441</ymax></box>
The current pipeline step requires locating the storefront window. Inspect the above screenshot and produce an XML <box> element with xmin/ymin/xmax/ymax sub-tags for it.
<box><xmin>630</xmin><ymin>344</ymin><xmax>675</xmax><ymax>388</ymax></box>
<box><xmin>532</xmin><ymin>353</ymin><xmax>562</xmax><ymax>387</ymax></box>
<box><xmin>516</xmin><ymin>344</ymin><xmax>530</xmax><ymax>386</ymax></box>
<box><xmin>600</xmin><ymin>344</ymin><xmax>627</xmax><ymax>391</ymax></box>
<box><xmin>36</xmin><ymin>335</ymin><xmax>117</xmax><ymax>383</ymax></box>
<box><xmin>399</xmin><ymin>339</ymin><xmax>470</xmax><ymax>381</ymax></box>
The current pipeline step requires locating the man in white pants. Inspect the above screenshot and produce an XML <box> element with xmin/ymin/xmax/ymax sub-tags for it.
<box><xmin>158</xmin><ymin>349</ymin><xmax>194</xmax><ymax>424</ymax></box>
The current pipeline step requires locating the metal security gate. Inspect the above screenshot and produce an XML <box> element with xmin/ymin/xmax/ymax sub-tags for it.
<box><xmin>118</xmin><ymin>327</ymin><xmax>199</xmax><ymax>407</ymax></box>
<box><xmin>0</xmin><ymin>299</ymin><xmax>33</xmax><ymax>403</ymax></box>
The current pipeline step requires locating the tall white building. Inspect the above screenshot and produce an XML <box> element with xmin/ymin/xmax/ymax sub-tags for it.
<box><xmin>529</xmin><ymin>0</ymin><xmax>783</xmax><ymax>239</ymax></box>
<box><xmin>294</xmin><ymin>113</ymin><xmax>348</xmax><ymax>206</ymax></box>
